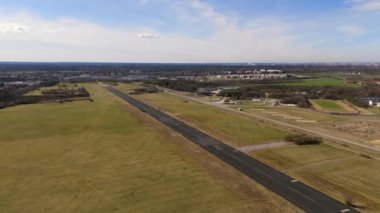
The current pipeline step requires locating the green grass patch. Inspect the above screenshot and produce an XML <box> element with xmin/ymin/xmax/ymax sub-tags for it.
<box><xmin>313</xmin><ymin>99</ymin><xmax>345</xmax><ymax>110</ymax></box>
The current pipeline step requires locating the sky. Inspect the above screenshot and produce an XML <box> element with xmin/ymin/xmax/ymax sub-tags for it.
<box><xmin>0</xmin><ymin>0</ymin><xmax>379</xmax><ymax>63</ymax></box>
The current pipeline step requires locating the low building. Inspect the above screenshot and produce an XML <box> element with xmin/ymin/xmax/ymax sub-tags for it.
<box><xmin>361</xmin><ymin>97</ymin><xmax>380</xmax><ymax>107</ymax></box>
<box><xmin>369</xmin><ymin>100</ymin><xmax>380</xmax><ymax>107</ymax></box>
<box><xmin>197</xmin><ymin>88</ymin><xmax>212</xmax><ymax>95</ymax></box>
<box><xmin>221</xmin><ymin>98</ymin><xmax>241</xmax><ymax>105</ymax></box>
<box><xmin>252</xmin><ymin>98</ymin><xmax>262</xmax><ymax>102</ymax></box>
<box><xmin>211</xmin><ymin>89</ymin><xmax>224</xmax><ymax>95</ymax></box>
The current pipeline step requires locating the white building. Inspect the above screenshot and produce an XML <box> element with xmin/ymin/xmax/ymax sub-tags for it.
<box><xmin>368</xmin><ymin>100</ymin><xmax>380</xmax><ymax>107</ymax></box>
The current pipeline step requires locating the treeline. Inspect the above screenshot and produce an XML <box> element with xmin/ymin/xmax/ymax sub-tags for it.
<box><xmin>285</xmin><ymin>134</ymin><xmax>322</xmax><ymax>145</ymax></box>
<box><xmin>0</xmin><ymin>80</ymin><xmax>92</xmax><ymax>109</ymax></box>
<box><xmin>41</xmin><ymin>86</ymin><xmax>87</xmax><ymax>95</ymax></box>
<box><xmin>281</xmin><ymin>96</ymin><xmax>310</xmax><ymax>108</ymax></box>
<box><xmin>221</xmin><ymin>85</ymin><xmax>380</xmax><ymax>107</ymax></box>
<box><xmin>152</xmin><ymin>79</ymin><xmax>223</xmax><ymax>93</ymax></box>
<box><xmin>131</xmin><ymin>84</ymin><xmax>160</xmax><ymax>94</ymax></box>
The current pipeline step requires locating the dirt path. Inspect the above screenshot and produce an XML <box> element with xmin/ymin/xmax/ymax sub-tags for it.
<box><xmin>284</xmin><ymin>156</ymin><xmax>358</xmax><ymax>173</ymax></box>
<box><xmin>238</xmin><ymin>142</ymin><xmax>291</xmax><ymax>153</ymax></box>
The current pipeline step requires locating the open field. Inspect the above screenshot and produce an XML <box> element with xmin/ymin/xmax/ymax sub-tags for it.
<box><xmin>117</xmin><ymin>89</ymin><xmax>289</xmax><ymax>147</ymax></box>
<box><xmin>229</xmin><ymin>102</ymin><xmax>347</xmax><ymax>124</ymax></box>
<box><xmin>313</xmin><ymin>99</ymin><xmax>344</xmax><ymax>110</ymax></box>
<box><xmin>114</xmin><ymin>82</ymin><xmax>141</xmax><ymax>91</ymax></box>
<box><xmin>293</xmin><ymin>157</ymin><xmax>380</xmax><ymax>212</ymax></box>
<box><xmin>331</xmin><ymin>120</ymin><xmax>380</xmax><ymax>140</ymax></box>
<box><xmin>0</xmin><ymin>83</ymin><xmax>296</xmax><ymax>212</ymax></box>
<box><xmin>310</xmin><ymin>99</ymin><xmax>357</xmax><ymax>114</ymax></box>
<box><xmin>252</xmin><ymin>144</ymin><xmax>352</xmax><ymax>169</ymax></box>
<box><xmin>253</xmin><ymin>144</ymin><xmax>380</xmax><ymax>211</ymax></box>
<box><xmin>369</xmin><ymin>107</ymin><xmax>380</xmax><ymax>115</ymax></box>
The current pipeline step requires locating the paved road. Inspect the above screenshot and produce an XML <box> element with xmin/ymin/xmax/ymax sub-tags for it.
<box><xmin>105</xmin><ymin>86</ymin><xmax>358</xmax><ymax>213</ymax></box>
<box><xmin>166</xmin><ymin>90</ymin><xmax>380</xmax><ymax>154</ymax></box>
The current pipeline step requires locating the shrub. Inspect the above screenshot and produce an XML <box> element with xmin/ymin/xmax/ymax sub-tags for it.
<box><xmin>285</xmin><ymin>134</ymin><xmax>322</xmax><ymax>145</ymax></box>
<box><xmin>281</xmin><ymin>96</ymin><xmax>310</xmax><ymax>108</ymax></box>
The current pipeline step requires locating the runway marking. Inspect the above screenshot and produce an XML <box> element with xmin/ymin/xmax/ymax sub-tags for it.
<box><xmin>296</xmin><ymin>120</ymin><xmax>317</xmax><ymax>123</ymax></box>
<box><xmin>283</xmin><ymin>116</ymin><xmax>302</xmax><ymax>120</ymax></box>
<box><xmin>238</xmin><ymin>142</ymin><xmax>290</xmax><ymax>152</ymax></box>
<box><xmin>341</xmin><ymin>209</ymin><xmax>351</xmax><ymax>213</ymax></box>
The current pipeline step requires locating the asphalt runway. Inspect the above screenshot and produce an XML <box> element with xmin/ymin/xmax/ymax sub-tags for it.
<box><xmin>106</xmin><ymin>85</ymin><xmax>358</xmax><ymax>213</ymax></box>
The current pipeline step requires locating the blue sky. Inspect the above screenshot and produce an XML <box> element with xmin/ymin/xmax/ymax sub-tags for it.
<box><xmin>0</xmin><ymin>0</ymin><xmax>379</xmax><ymax>62</ymax></box>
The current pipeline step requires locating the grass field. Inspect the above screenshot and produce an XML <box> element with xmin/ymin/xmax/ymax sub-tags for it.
<box><xmin>313</xmin><ymin>99</ymin><xmax>344</xmax><ymax>110</ymax></box>
<box><xmin>230</xmin><ymin>102</ymin><xmax>347</xmax><ymax>124</ymax></box>
<box><xmin>369</xmin><ymin>107</ymin><xmax>380</xmax><ymax>115</ymax></box>
<box><xmin>0</xmin><ymin>83</ymin><xmax>296</xmax><ymax>212</ymax></box>
<box><xmin>253</xmin><ymin>144</ymin><xmax>380</xmax><ymax>211</ymax></box>
<box><xmin>293</xmin><ymin>157</ymin><xmax>380</xmax><ymax>212</ymax></box>
<box><xmin>252</xmin><ymin>144</ymin><xmax>351</xmax><ymax>169</ymax></box>
<box><xmin>310</xmin><ymin>99</ymin><xmax>356</xmax><ymax>114</ymax></box>
<box><xmin>122</xmin><ymin>90</ymin><xmax>289</xmax><ymax>147</ymax></box>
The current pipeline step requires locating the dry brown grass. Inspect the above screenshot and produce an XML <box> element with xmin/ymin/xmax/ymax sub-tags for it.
<box><xmin>0</xmin><ymin>83</ymin><xmax>298</xmax><ymax>213</ymax></box>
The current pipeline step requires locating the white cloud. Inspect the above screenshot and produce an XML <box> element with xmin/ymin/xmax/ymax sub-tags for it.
<box><xmin>348</xmin><ymin>0</ymin><xmax>380</xmax><ymax>12</ymax></box>
<box><xmin>42</xmin><ymin>27</ymin><xmax>66</xmax><ymax>34</ymax></box>
<box><xmin>338</xmin><ymin>24</ymin><xmax>366</xmax><ymax>36</ymax></box>
<box><xmin>188</xmin><ymin>0</ymin><xmax>229</xmax><ymax>27</ymax></box>
<box><xmin>0</xmin><ymin>23</ymin><xmax>29</xmax><ymax>33</ymax></box>
<box><xmin>0</xmin><ymin>4</ymin><xmax>379</xmax><ymax>63</ymax></box>
<box><xmin>138</xmin><ymin>33</ymin><xmax>160</xmax><ymax>39</ymax></box>
<box><xmin>0</xmin><ymin>12</ymin><xmax>316</xmax><ymax>62</ymax></box>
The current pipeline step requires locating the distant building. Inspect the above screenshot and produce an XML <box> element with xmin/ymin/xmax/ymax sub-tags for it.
<box><xmin>252</xmin><ymin>98</ymin><xmax>262</xmax><ymax>102</ymax></box>
<box><xmin>176</xmin><ymin>76</ymin><xmax>194</xmax><ymax>80</ymax></box>
<box><xmin>221</xmin><ymin>98</ymin><xmax>241</xmax><ymax>105</ymax></box>
<box><xmin>196</xmin><ymin>88</ymin><xmax>211</xmax><ymax>95</ymax></box>
<box><xmin>6</xmin><ymin>81</ymin><xmax>27</xmax><ymax>86</ymax></box>
<box><xmin>211</xmin><ymin>89</ymin><xmax>223</xmax><ymax>95</ymax></box>
<box><xmin>362</xmin><ymin>97</ymin><xmax>380</xmax><ymax>107</ymax></box>
<box><xmin>369</xmin><ymin>100</ymin><xmax>380</xmax><ymax>107</ymax></box>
